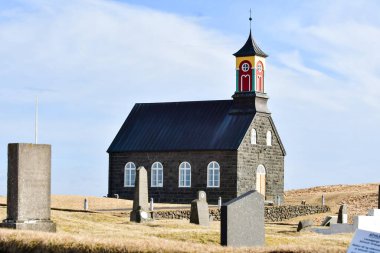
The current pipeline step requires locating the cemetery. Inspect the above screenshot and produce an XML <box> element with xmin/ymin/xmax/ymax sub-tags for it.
<box><xmin>0</xmin><ymin>180</ymin><xmax>378</xmax><ymax>252</ymax></box>
<box><xmin>0</xmin><ymin>6</ymin><xmax>379</xmax><ymax>253</ymax></box>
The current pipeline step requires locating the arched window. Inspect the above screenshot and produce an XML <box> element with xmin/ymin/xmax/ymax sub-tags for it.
<box><xmin>151</xmin><ymin>162</ymin><xmax>163</xmax><ymax>187</ymax></box>
<box><xmin>266</xmin><ymin>130</ymin><xmax>272</xmax><ymax>146</ymax></box>
<box><xmin>256</xmin><ymin>164</ymin><xmax>266</xmax><ymax>196</ymax></box>
<box><xmin>179</xmin><ymin>162</ymin><xmax>191</xmax><ymax>187</ymax></box>
<box><xmin>124</xmin><ymin>162</ymin><xmax>136</xmax><ymax>187</ymax></box>
<box><xmin>251</xmin><ymin>128</ymin><xmax>257</xmax><ymax>145</ymax></box>
<box><xmin>207</xmin><ymin>161</ymin><xmax>220</xmax><ymax>188</ymax></box>
<box><xmin>239</xmin><ymin>60</ymin><xmax>252</xmax><ymax>92</ymax></box>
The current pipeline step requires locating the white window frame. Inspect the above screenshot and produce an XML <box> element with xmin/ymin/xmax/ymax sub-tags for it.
<box><xmin>266</xmin><ymin>130</ymin><xmax>272</xmax><ymax>146</ymax></box>
<box><xmin>207</xmin><ymin>161</ymin><xmax>220</xmax><ymax>188</ymax></box>
<box><xmin>124</xmin><ymin>162</ymin><xmax>136</xmax><ymax>187</ymax></box>
<box><xmin>151</xmin><ymin>162</ymin><xmax>163</xmax><ymax>187</ymax></box>
<box><xmin>251</xmin><ymin>128</ymin><xmax>257</xmax><ymax>145</ymax></box>
<box><xmin>178</xmin><ymin>162</ymin><xmax>191</xmax><ymax>188</ymax></box>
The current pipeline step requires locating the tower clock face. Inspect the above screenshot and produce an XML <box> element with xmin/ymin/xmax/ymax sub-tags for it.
<box><xmin>242</xmin><ymin>63</ymin><xmax>250</xmax><ymax>72</ymax></box>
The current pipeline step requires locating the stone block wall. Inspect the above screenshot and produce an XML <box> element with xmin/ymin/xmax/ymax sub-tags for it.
<box><xmin>108</xmin><ymin>150</ymin><xmax>237</xmax><ymax>204</ymax></box>
<box><xmin>152</xmin><ymin>205</ymin><xmax>330</xmax><ymax>222</ymax></box>
<box><xmin>237</xmin><ymin>113</ymin><xmax>285</xmax><ymax>203</ymax></box>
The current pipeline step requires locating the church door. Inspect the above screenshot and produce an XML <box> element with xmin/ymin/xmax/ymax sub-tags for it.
<box><xmin>256</xmin><ymin>164</ymin><xmax>266</xmax><ymax>197</ymax></box>
<box><xmin>241</xmin><ymin>75</ymin><xmax>251</xmax><ymax>91</ymax></box>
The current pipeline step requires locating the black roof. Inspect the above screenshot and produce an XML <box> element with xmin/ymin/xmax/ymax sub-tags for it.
<box><xmin>233</xmin><ymin>30</ymin><xmax>268</xmax><ymax>58</ymax></box>
<box><xmin>107</xmin><ymin>100</ymin><xmax>256</xmax><ymax>152</ymax></box>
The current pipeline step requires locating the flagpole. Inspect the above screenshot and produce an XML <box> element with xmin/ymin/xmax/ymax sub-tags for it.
<box><xmin>35</xmin><ymin>96</ymin><xmax>38</xmax><ymax>144</ymax></box>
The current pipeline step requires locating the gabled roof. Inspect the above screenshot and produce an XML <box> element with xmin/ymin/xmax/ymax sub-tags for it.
<box><xmin>107</xmin><ymin>100</ymin><xmax>256</xmax><ymax>153</ymax></box>
<box><xmin>233</xmin><ymin>30</ymin><xmax>268</xmax><ymax>58</ymax></box>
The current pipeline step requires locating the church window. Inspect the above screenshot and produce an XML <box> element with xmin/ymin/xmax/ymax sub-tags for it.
<box><xmin>207</xmin><ymin>161</ymin><xmax>220</xmax><ymax>187</ymax></box>
<box><xmin>242</xmin><ymin>63</ymin><xmax>250</xmax><ymax>72</ymax></box>
<box><xmin>266</xmin><ymin>130</ymin><xmax>272</xmax><ymax>146</ymax></box>
<box><xmin>256</xmin><ymin>61</ymin><xmax>264</xmax><ymax>92</ymax></box>
<box><xmin>179</xmin><ymin>162</ymin><xmax>191</xmax><ymax>187</ymax></box>
<box><xmin>251</xmin><ymin>128</ymin><xmax>257</xmax><ymax>144</ymax></box>
<box><xmin>151</xmin><ymin>162</ymin><xmax>163</xmax><ymax>187</ymax></box>
<box><xmin>124</xmin><ymin>162</ymin><xmax>136</xmax><ymax>187</ymax></box>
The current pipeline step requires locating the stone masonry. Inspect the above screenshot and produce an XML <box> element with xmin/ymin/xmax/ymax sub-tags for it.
<box><xmin>109</xmin><ymin>150</ymin><xmax>237</xmax><ymax>204</ymax></box>
<box><xmin>237</xmin><ymin>113</ymin><xmax>285</xmax><ymax>202</ymax></box>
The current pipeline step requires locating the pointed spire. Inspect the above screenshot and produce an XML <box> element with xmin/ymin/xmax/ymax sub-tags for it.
<box><xmin>233</xmin><ymin>10</ymin><xmax>268</xmax><ymax>58</ymax></box>
<box><xmin>249</xmin><ymin>9</ymin><xmax>252</xmax><ymax>30</ymax></box>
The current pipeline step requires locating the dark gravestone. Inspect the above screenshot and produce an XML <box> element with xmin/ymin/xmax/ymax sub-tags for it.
<box><xmin>338</xmin><ymin>204</ymin><xmax>348</xmax><ymax>224</ymax></box>
<box><xmin>190</xmin><ymin>191</ymin><xmax>209</xmax><ymax>226</ymax></box>
<box><xmin>321</xmin><ymin>216</ymin><xmax>338</xmax><ymax>226</ymax></box>
<box><xmin>297</xmin><ymin>219</ymin><xmax>313</xmax><ymax>232</ymax></box>
<box><xmin>0</xmin><ymin>144</ymin><xmax>56</xmax><ymax>232</ymax></box>
<box><xmin>130</xmin><ymin>166</ymin><xmax>151</xmax><ymax>223</ymax></box>
<box><xmin>221</xmin><ymin>190</ymin><xmax>264</xmax><ymax>247</ymax></box>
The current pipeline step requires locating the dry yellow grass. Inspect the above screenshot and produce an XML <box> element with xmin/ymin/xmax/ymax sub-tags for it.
<box><xmin>1</xmin><ymin>183</ymin><xmax>376</xmax><ymax>252</ymax></box>
<box><xmin>0</xmin><ymin>195</ymin><xmax>190</xmax><ymax>211</ymax></box>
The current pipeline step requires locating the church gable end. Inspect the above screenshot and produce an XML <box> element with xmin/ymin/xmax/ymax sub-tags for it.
<box><xmin>237</xmin><ymin>113</ymin><xmax>285</xmax><ymax>203</ymax></box>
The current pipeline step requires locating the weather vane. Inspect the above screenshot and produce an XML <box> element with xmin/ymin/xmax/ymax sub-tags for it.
<box><xmin>249</xmin><ymin>8</ymin><xmax>252</xmax><ymax>29</ymax></box>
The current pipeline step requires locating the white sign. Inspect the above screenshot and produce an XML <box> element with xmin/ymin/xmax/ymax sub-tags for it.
<box><xmin>347</xmin><ymin>229</ymin><xmax>380</xmax><ymax>253</ymax></box>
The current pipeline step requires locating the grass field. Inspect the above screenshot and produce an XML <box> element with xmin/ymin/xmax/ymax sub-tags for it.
<box><xmin>0</xmin><ymin>183</ymin><xmax>378</xmax><ymax>252</ymax></box>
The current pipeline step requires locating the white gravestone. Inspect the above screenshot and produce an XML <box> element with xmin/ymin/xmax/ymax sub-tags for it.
<box><xmin>353</xmin><ymin>209</ymin><xmax>380</xmax><ymax>233</ymax></box>
<box><xmin>347</xmin><ymin>229</ymin><xmax>380</xmax><ymax>253</ymax></box>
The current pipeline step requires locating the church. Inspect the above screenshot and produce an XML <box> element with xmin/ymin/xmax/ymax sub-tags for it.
<box><xmin>107</xmin><ymin>24</ymin><xmax>286</xmax><ymax>204</ymax></box>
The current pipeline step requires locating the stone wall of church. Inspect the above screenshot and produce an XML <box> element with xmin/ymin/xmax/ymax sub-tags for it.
<box><xmin>108</xmin><ymin>150</ymin><xmax>238</xmax><ymax>204</ymax></box>
<box><xmin>237</xmin><ymin>112</ymin><xmax>285</xmax><ymax>203</ymax></box>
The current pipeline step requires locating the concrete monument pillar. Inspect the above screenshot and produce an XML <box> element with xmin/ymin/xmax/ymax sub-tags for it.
<box><xmin>338</xmin><ymin>204</ymin><xmax>348</xmax><ymax>224</ymax></box>
<box><xmin>130</xmin><ymin>166</ymin><xmax>151</xmax><ymax>222</ymax></box>
<box><xmin>190</xmin><ymin>191</ymin><xmax>209</xmax><ymax>226</ymax></box>
<box><xmin>0</xmin><ymin>143</ymin><xmax>56</xmax><ymax>232</ymax></box>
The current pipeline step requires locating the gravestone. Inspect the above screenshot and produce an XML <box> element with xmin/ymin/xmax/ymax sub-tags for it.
<box><xmin>338</xmin><ymin>204</ymin><xmax>348</xmax><ymax>223</ymax></box>
<box><xmin>321</xmin><ymin>215</ymin><xmax>338</xmax><ymax>226</ymax></box>
<box><xmin>150</xmin><ymin>198</ymin><xmax>154</xmax><ymax>211</ymax></box>
<box><xmin>297</xmin><ymin>219</ymin><xmax>313</xmax><ymax>232</ymax></box>
<box><xmin>221</xmin><ymin>190</ymin><xmax>264</xmax><ymax>247</ymax></box>
<box><xmin>353</xmin><ymin>209</ymin><xmax>380</xmax><ymax>233</ymax></box>
<box><xmin>84</xmin><ymin>198</ymin><xmax>89</xmax><ymax>211</ymax></box>
<box><xmin>0</xmin><ymin>143</ymin><xmax>56</xmax><ymax>232</ymax></box>
<box><xmin>218</xmin><ymin>197</ymin><xmax>222</xmax><ymax>209</ymax></box>
<box><xmin>130</xmin><ymin>166</ymin><xmax>151</xmax><ymax>223</ymax></box>
<box><xmin>190</xmin><ymin>191</ymin><xmax>209</xmax><ymax>226</ymax></box>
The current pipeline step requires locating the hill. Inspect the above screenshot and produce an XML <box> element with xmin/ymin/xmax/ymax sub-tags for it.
<box><xmin>284</xmin><ymin>183</ymin><xmax>378</xmax><ymax>223</ymax></box>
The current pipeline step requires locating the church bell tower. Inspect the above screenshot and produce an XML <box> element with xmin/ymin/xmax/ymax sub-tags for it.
<box><xmin>232</xmin><ymin>12</ymin><xmax>270</xmax><ymax>114</ymax></box>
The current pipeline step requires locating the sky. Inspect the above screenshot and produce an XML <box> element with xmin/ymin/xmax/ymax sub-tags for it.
<box><xmin>0</xmin><ymin>0</ymin><xmax>380</xmax><ymax>196</ymax></box>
